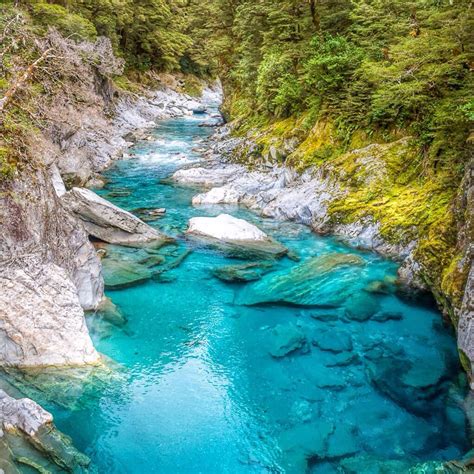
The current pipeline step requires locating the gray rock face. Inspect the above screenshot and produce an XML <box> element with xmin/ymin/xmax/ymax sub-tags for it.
<box><xmin>0</xmin><ymin>263</ymin><xmax>99</xmax><ymax>367</ymax></box>
<box><xmin>0</xmin><ymin>389</ymin><xmax>52</xmax><ymax>436</ymax></box>
<box><xmin>62</xmin><ymin>187</ymin><xmax>170</xmax><ymax>247</ymax></box>
<box><xmin>458</xmin><ymin>261</ymin><xmax>474</xmax><ymax>382</ymax></box>
<box><xmin>177</xmin><ymin>159</ymin><xmax>412</xmax><ymax>262</ymax></box>
<box><xmin>0</xmin><ymin>165</ymin><xmax>103</xmax><ymax>367</ymax></box>
<box><xmin>455</xmin><ymin>163</ymin><xmax>474</xmax><ymax>382</ymax></box>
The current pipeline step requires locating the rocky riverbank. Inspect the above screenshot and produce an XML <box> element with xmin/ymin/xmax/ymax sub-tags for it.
<box><xmin>0</xmin><ymin>28</ymin><xmax>221</xmax><ymax>470</ymax></box>
<box><xmin>172</xmin><ymin>124</ymin><xmax>474</xmax><ymax>382</ymax></box>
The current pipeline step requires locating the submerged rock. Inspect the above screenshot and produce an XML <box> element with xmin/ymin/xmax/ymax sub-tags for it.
<box><xmin>371</xmin><ymin>311</ymin><xmax>403</xmax><ymax>322</ymax></box>
<box><xmin>212</xmin><ymin>261</ymin><xmax>274</xmax><ymax>282</ymax></box>
<box><xmin>62</xmin><ymin>187</ymin><xmax>171</xmax><ymax>247</ymax></box>
<box><xmin>310</xmin><ymin>311</ymin><xmax>341</xmax><ymax>323</ymax></box>
<box><xmin>344</xmin><ymin>293</ymin><xmax>381</xmax><ymax>322</ymax></box>
<box><xmin>0</xmin><ymin>389</ymin><xmax>90</xmax><ymax>473</ymax></box>
<box><xmin>237</xmin><ymin>253</ymin><xmax>365</xmax><ymax>307</ymax></box>
<box><xmin>94</xmin><ymin>297</ymin><xmax>127</xmax><ymax>327</ymax></box>
<box><xmin>313</xmin><ymin>330</ymin><xmax>353</xmax><ymax>353</ymax></box>
<box><xmin>339</xmin><ymin>455</ymin><xmax>413</xmax><ymax>473</ymax></box>
<box><xmin>315</xmin><ymin>369</ymin><xmax>347</xmax><ymax>391</ymax></box>
<box><xmin>326</xmin><ymin>351</ymin><xmax>359</xmax><ymax>367</ymax></box>
<box><xmin>187</xmin><ymin>214</ymin><xmax>287</xmax><ymax>258</ymax></box>
<box><xmin>1</xmin><ymin>361</ymin><xmax>124</xmax><ymax>412</ymax></box>
<box><xmin>367</xmin><ymin>353</ymin><xmax>449</xmax><ymax>417</ymax></box>
<box><xmin>326</xmin><ymin>425</ymin><xmax>360</xmax><ymax>458</ymax></box>
<box><xmin>278</xmin><ymin>421</ymin><xmax>334</xmax><ymax>472</ymax></box>
<box><xmin>102</xmin><ymin>258</ymin><xmax>152</xmax><ymax>290</ymax></box>
<box><xmin>269</xmin><ymin>324</ymin><xmax>309</xmax><ymax>358</ymax></box>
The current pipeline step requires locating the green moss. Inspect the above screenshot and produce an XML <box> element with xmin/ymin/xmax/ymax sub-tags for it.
<box><xmin>441</xmin><ymin>254</ymin><xmax>470</xmax><ymax>308</ymax></box>
<box><xmin>459</xmin><ymin>349</ymin><xmax>472</xmax><ymax>376</ymax></box>
<box><xmin>288</xmin><ymin>119</ymin><xmax>337</xmax><ymax>168</ymax></box>
<box><xmin>113</xmin><ymin>76</ymin><xmax>142</xmax><ymax>94</ymax></box>
<box><xmin>0</xmin><ymin>147</ymin><xmax>17</xmax><ymax>180</ymax></box>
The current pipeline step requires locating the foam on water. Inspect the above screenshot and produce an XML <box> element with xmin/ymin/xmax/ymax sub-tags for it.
<box><xmin>14</xmin><ymin>108</ymin><xmax>470</xmax><ymax>473</ymax></box>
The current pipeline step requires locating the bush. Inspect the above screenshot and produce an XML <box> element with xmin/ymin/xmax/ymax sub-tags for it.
<box><xmin>303</xmin><ymin>35</ymin><xmax>363</xmax><ymax>102</ymax></box>
<box><xmin>31</xmin><ymin>3</ymin><xmax>97</xmax><ymax>40</ymax></box>
<box><xmin>256</xmin><ymin>50</ymin><xmax>303</xmax><ymax>117</ymax></box>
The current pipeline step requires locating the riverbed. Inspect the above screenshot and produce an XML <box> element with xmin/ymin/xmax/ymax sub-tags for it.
<box><xmin>14</xmin><ymin>104</ymin><xmax>470</xmax><ymax>472</ymax></box>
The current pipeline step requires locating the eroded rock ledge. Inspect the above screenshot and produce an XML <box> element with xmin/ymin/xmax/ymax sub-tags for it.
<box><xmin>0</xmin><ymin>389</ymin><xmax>89</xmax><ymax>472</ymax></box>
<box><xmin>63</xmin><ymin>187</ymin><xmax>171</xmax><ymax>248</ymax></box>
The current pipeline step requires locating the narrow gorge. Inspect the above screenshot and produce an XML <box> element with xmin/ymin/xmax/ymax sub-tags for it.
<box><xmin>0</xmin><ymin>1</ymin><xmax>472</xmax><ymax>473</ymax></box>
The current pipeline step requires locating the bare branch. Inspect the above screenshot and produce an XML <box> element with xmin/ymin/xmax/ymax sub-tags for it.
<box><xmin>0</xmin><ymin>48</ymin><xmax>53</xmax><ymax>118</ymax></box>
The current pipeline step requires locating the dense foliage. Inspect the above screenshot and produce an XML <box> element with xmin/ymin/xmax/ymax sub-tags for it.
<box><xmin>201</xmin><ymin>0</ymin><xmax>472</xmax><ymax>181</ymax></box>
<box><xmin>4</xmin><ymin>0</ymin><xmax>474</xmax><ymax>179</ymax></box>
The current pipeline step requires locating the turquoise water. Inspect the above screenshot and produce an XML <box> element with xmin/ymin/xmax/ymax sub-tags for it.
<box><xmin>32</xmin><ymin>109</ymin><xmax>472</xmax><ymax>472</ymax></box>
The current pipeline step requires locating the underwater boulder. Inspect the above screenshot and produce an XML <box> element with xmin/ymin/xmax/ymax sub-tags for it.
<box><xmin>310</xmin><ymin>311</ymin><xmax>342</xmax><ymax>322</ymax></box>
<box><xmin>371</xmin><ymin>311</ymin><xmax>403</xmax><ymax>322</ymax></box>
<box><xmin>339</xmin><ymin>455</ymin><xmax>413</xmax><ymax>473</ymax></box>
<box><xmin>237</xmin><ymin>253</ymin><xmax>365</xmax><ymax>307</ymax></box>
<box><xmin>315</xmin><ymin>368</ymin><xmax>346</xmax><ymax>391</ymax></box>
<box><xmin>187</xmin><ymin>214</ymin><xmax>288</xmax><ymax>258</ymax></box>
<box><xmin>364</xmin><ymin>278</ymin><xmax>397</xmax><ymax>295</ymax></box>
<box><xmin>100</xmin><ymin>244</ymin><xmax>184</xmax><ymax>290</ymax></box>
<box><xmin>278</xmin><ymin>421</ymin><xmax>334</xmax><ymax>473</ymax></box>
<box><xmin>344</xmin><ymin>293</ymin><xmax>381</xmax><ymax>322</ymax></box>
<box><xmin>326</xmin><ymin>424</ymin><xmax>360</xmax><ymax>458</ymax></box>
<box><xmin>94</xmin><ymin>297</ymin><xmax>127</xmax><ymax>327</ymax></box>
<box><xmin>325</xmin><ymin>352</ymin><xmax>359</xmax><ymax>368</ymax></box>
<box><xmin>102</xmin><ymin>257</ymin><xmax>153</xmax><ymax>290</ymax></box>
<box><xmin>312</xmin><ymin>330</ymin><xmax>353</xmax><ymax>353</ymax></box>
<box><xmin>268</xmin><ymin>324</ymin><xmax>309</xmax><ymax>358</ymax></box>
<box><xmin>366</xmin><ymin>353</ymin><xmax>449</xmax><ymax>417</ymax></box>
<box><xmin>212</xmin><ymin>261</ymin><xmax>274</xmax><ymax>283</ymax></box>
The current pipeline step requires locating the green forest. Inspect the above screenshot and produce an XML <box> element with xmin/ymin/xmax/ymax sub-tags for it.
<box><xmin>1</xmin><ymin>2</ymin><xmax>474</xmax><ymax>471</ymax></box>
<box><xmin>4</xmin><ymin>0</ymin><xmax>471</xmax><ymax>181</ymax></box>
<box><xmin>3</xmin><ymin>1</ymin><xmax>473</xmax><ymax>173</ymax></box>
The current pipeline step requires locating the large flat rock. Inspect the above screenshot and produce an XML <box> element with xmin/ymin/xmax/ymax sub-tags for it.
<box><xmin>236</xmin><ymin>253</ymin><xmax>365</xmax><ymax>307</ymax></box>
<box><xmin>62</xmin><ymin>187</ymin><xmax>170</xmax><ymax>247</ymax></box>
<box><xmin>187</xmin><ymin>214</ymin><xmax>287</xmax><ymax>258</ymax></box>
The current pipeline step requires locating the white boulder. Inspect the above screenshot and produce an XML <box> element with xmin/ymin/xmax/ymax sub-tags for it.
<box><xmin>172</xmin><ymin>165</ymin><xmax>243</xmax><ymax>187</ymax></box>
<box><xmin>186</xmin><ymin>214</ymin><xmax>287</xmax><ymax>258</ymax></box>
<box><xmin>188</xmin><ymin>214</ymin><xmax>269</xmax><ymax>242</ymax></box>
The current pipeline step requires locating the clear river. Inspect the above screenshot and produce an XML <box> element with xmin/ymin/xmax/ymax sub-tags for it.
<box><xmin>10</xmin><ymin>102</ymin><xmax>471</xmax><ymax>473</ymax></box>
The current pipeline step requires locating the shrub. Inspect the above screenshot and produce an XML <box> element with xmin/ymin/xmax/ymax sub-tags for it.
<box><xmin>31</xmin><ymin>3</ymin><xmax>97</xmax><ymax>40</ymax></box>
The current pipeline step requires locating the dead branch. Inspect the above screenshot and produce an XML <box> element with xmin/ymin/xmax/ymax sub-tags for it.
<box><xmin>0</xmin><ymin>48</ymin><xmax>53</xmax><ymax>118</ymax></box>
